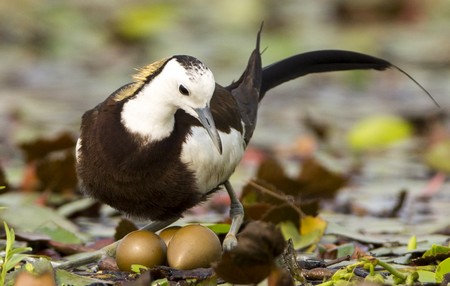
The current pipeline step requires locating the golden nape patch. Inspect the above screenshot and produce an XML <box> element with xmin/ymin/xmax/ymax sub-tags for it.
<box><xmin>113</xmin><ymin>58</ymin><xmax>169</xmax><ymax>102</ymax></box>
<box><xmin>132</xmin><ymin>58</ymin><xmax>169</xmax><ymax>83</ymax></box>
<box><xmin>112</xmin><ymin>83</ymin><xmax>141</xmax><ymax>102</ymax></box>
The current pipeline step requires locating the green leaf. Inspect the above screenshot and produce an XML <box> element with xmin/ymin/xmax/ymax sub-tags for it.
<box><xmin>193</xmin><ymin>276</ymin><xmax>218</xmax><ymax>286</ymax></box>
<box><xmin>417</xmin><ymin>270</ymin><xmax>436</xmax><ymax>283</ymax></box>
<box><xmin>8</xmin><ymin>247</ymin><xmax>32</xmax><ymax>256</ymax></box>
<box><xmin>279</xmin><ymin>221</ymin><xmax>302</xmax><ymax>248</ymax></box>
<box><xmin>55</xmin><ymin>269</ymin><xmax>114</xmax><ymax>285</ymax></box>
<box><xmin>279</xmin><ymin>219</ymin><xmax>321</xmax><ymax>250</ymax></box>
<box><xmin>24</xmin><ymin>258</ymin><xmax>53</xmax><ymax>275</ymax></box>
<box><xmin>407</xmin><ymin>235</ymin><xmax>417</xmax><ymax>251</ymax></box>
<box><xmin>151</xmin><ymin>278</ymin><xmax>169</xmax><ymax>286</ymax></box>
<box><xmin>24</xmin><ymin>262</ymin><xmax>34</xmax><ymax>273</ymax></box>
<box><xmin>36</xmin><ymin>223</ymin><xmax>82</xmax><ymax>244</ymax></box>
<box><xmin>57</xmin><ymin>198</ymin><xmax>97</xmax><ymax>218</ymax></box>
<box><xmin>131</xmin><ymin>264</ymin><xmax>148</xmax><ymax>273</ymax></box>
<box><xmin>422</xmin><ymin>244</ymin><xmax>450</xmax><ymax>257</ymax></box>
<box><xmin>4</xmin><ymin>222</ymin><xmax>14</xmax><ymax>256</ymax></box>
<box><xmin>336</xmin><ymin>243</ymin><xmax>355</xmax><ymax>259</ymax></box>
<box><xmin>424</xmin><ymin>140</ymin><xmax>450</xmax><ymax>172</ymax></box>
<box><xmin>206</xmin><ymin>223</ymin><xmax>230</xmax><ymax>235</ymax></box>
<box><xmin>115</xmin><ymin>3</ymin><xmax>175</xmax><ymax>40</ymax></box>
<box><xmin>3</xmin><ymin>254</ymin><xmax>30</xmax><ymax>273</ymax></box>
<box><xmin>435</xmin><ymin>257</ymin><xmax>450</xmax><ymax>283</ymax></box>
<box><xmin>0</xmin><ymin>193</ymin><xmax>82</xmax><ymax>236</ymax></box>
<box><xmin>365</xmin><ymin>273</ymin><xmax>385</xmax><ymax>284</ymax></box>
<box><xmin>405</xmin><ymin>271</ymin><xmax>419</xmax><ymax>285</ymax></box>
<box><xmin>347</xmin><ymin>115</ymin><xmax>412</xmax><ymax>151</ymax></box>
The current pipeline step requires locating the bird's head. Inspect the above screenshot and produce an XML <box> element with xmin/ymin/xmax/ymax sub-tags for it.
<box><xmin>118</xmin><ymin>55</ymin><xmax>222</xmax><ymax>153</ymax></box>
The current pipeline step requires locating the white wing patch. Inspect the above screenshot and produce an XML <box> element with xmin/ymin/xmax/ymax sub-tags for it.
<box><xmin>181</xmin><ymin>127</ymin><xmax>245</xmax><ymax>193</ymax></box>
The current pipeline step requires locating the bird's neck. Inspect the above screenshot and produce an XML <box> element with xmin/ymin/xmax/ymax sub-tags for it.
<box><xmin>120</xmin><ymin>94</ymin><xmax>176</xmax><ymax>142</ymax></box>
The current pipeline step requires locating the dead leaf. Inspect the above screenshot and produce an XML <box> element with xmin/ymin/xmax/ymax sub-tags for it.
<box><xmin>261</xmin><ymin>203</ymin><xmax>304</xmax><ymax>226</ymax></box>
<box><xmin>48</xmin><ymin>240</ymin><xmax>96</xmax><ymax>256</ymax></box>
<box><xmin>19</xmin><ymin>132</ymin><xmax>76</xmax><ymax>163</ymax></box>
<box><xmin>98</xmin><ymin>256</ymin><xmax>119</xmax><ymax>271</ymax></box>
<box><xmin>268</xmin><ymin>267</ymin><xmax>295</xmax><ymax>286</ymax></box>
<box><xmin>296</xmin><ymin>158</ymin><xmax>347</xmax><ymax>199</ymax></box>
<box><xmin>242</xmin><ymin>202</ymin><xmax>272</xmax><ymax>220</ymax></box>
<box><xmin>18</xmin><ymin>132</ymin><xmax>77</xmax><ymax>194</ymax></box>
<box><xmin>254</xmin><ymin>158</ymin><xmax>304</xmax><ymax>199</ymax></box>
<box><xmin>114</xmin><ymin>218</ymin><xmax>139</xmax><ymax>241</ymax></box>
<box><xmin>241</xmin><ymin>157</ymin><xmax>344</xmax><ymax>228</ymax></box>
<box><xmin>35</xmin><ymin>149</ymin><xmax>77</xmax><ymax>194</ymax></box>
<box><xmin>300</xmin><ymin>216</ymin><xmax>327</xmax><ymax>237</ymax></box>
<box><xmin>214</xmin><ymin>221</ymin><xmax>286</xmax><ymax>284</ymax></box>
<box><xmin>241</xmin><ymin>178</ymin><xmax>319</xmax><ymax>228</ymax></box>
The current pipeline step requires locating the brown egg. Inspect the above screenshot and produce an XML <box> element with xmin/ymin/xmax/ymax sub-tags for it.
<box><xmin>159</xmin><ymin>226</ymin><xmax>181</xmax><ymax>247</ymax></box>
<box><xmin>167</xmin><ymin>224</ymin><xmax>222</xmax><ymax>270</ymax></box>
<box><xmin>116</xmin><ymin>230</ymin><xmax>166</xmax><ymax>271</ymax></box>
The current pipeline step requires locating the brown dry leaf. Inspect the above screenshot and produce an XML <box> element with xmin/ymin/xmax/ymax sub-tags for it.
<box><xmin>114</xmin><ymin>218</ymin><xmax>139</xmax><ymax>241</ymax></box>
<box><xmin>35</xmin><ymin>149</ymin><xmax>77</xmax><ymax>193</ymax></box>
<box><xmin>262</xmin><ymin>201</ymin><xmax>320</xmax><ymax>227</ymax></box>
<box><xmin>18</xmin><ymin>132</ymin><xmax>77</xmax><ymax>194</ymax></box>
<box><xmin>213</xmin><ymin>221</ymin><xmax>286</xmax><ymax>284</ymax></box>
<box><xmin>261</xmin><ymin>203</ymin><xmax>304</xmax><ymax>226</ymax></box>
<box><xmin>243</xmin><ymin>157</ymin><xmax>346</xmax><ymax>202</ymax></box>
<box><xmin>243</xmin><ymin>202</ymin><xmax>273</xmax><ymax>221</ymax></box>
<box><xmin>241</xmin><ymin>157</ymin><xmax>342</xmax><ymax>227</ymax></box>
<box><xmin>296</xmin><ymin>158</ymin><xmax>347</xmax><ymax>199</ymax></box>
<box><xmin>241</xmin><ymin>181</ymin><xmax>312</xmax><ymax>228</ymax></box>
<box><xmin>48</xmin><ymin>240</ymin><xmax>97</xmax><ymax>256</ymax></box>
<box><xmin>254</xmin><ymin>158</ymin><xmax>304</xmax><ymax>199</ymax></box>
<box><xmin>19</xmin><ymin>132</ymin><xmax>76</xmax><ymax>163</ymax></box>
<box><xmin>268</xmin><ymin>267</ymin><xmax>295</xmax><ymax>286</ymax></box>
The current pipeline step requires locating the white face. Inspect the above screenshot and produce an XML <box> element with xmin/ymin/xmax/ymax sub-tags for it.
<box><xmin>160</xmin><ymin>57</ymin><xmax>216</xmax><ymax>116</ymax></box>
<box><xmin>120</xmin><ymin>56</ymin><xmax>216</xmax><ymax>141</ymax></box>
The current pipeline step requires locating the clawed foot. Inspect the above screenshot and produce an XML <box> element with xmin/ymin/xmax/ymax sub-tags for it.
<box><xmin>222</xmin><ymin>180</ymin><xmax>244</xmax><ymax>251</ymax></box>
<box><xmin>222</xmin><ymin>233</ymin><xmax>238</xmax><ymax>251</ymax></box>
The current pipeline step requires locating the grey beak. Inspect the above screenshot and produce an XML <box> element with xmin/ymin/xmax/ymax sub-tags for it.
<box><xmin>195</xmin><ymin>107</ymin><xmax>223</xmax><ymax>154</ymax></box>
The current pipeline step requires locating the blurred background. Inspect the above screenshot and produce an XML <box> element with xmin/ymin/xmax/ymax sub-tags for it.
<box><xmin>1</xmin><ymin>0</ymin><xmax>449</xmax><ymax>188</ymax></box>
<box><xmin>0</xmin><ymin>3</ymin><xmax>449</xmax><ymax>280</ymax></box>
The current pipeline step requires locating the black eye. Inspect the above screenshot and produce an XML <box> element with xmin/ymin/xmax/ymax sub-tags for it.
<box><xmin>178</xmin><ymin>84</ymin><xmax>190</xmax><ymax>96</ymax></box>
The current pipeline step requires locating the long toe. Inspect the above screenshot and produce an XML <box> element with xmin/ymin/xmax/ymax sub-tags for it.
<box><xmin>222</xmin><ymin>233</ymin><xmax>238</xmax><ymax>251</ymax></box>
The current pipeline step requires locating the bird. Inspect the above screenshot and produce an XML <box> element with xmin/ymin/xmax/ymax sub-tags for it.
<box><xmin>64</xmin><ymin>26</ymin><xmax>437</xmax><ymax>269</ymax></box>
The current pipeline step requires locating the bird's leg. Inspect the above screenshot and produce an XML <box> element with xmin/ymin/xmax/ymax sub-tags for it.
<box><xmin>222</xmin><ymin>180</ymin><xmax>244</xmax><ymax>251</ymax></box>
<box><xmin>54</xmin><ymin>218</ymin><xmax>177</xmax><ymax>270</ymax></box>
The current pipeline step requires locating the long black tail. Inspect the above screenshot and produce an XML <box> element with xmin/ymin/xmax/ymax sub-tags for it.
<box><xmin>260</xmin><ymin>50</ymin><xmax>438</xmax><ymax>107</ymax></box>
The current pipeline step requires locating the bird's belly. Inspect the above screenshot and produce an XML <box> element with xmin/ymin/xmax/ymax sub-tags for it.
<box><xmin>180</xmin><ymin>126</ymin><xmax>245</xmax><ymax>193</ymax></box>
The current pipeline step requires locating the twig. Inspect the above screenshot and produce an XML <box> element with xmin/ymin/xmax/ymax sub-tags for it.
<box><xmin>248</xmin><ymin>179</ymin><xmax>305</xmax><ymax>217</ymax></box>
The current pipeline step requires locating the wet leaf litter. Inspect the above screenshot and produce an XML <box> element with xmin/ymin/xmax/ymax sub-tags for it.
<box><xmin>1</xmin><ymin>2</ymin><xmax>450</xmax><ymax>285</ymax></box>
